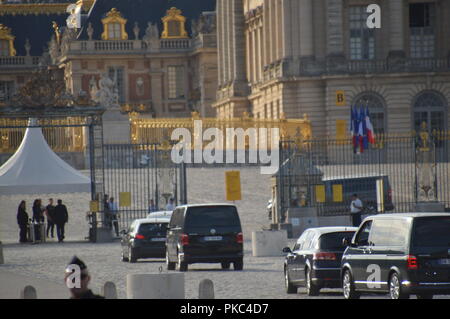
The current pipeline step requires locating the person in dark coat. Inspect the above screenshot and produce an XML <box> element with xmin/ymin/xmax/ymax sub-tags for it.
<box><xmin>45</xmin><ymin>198</ymin><xmax>56</xmax><ymax>238</ymax></box>
<box><xmin>65</xmin><ymin>256</ymin><xmax>104</xmax><ymax>299</ymax></box>
<box><xmin>17</xmin><ymin>200</ymin><xmax>29</xmax><ymax>243</ymax></box>
<box><xmin>32</xmin><ymin>199</ymin><xmax>44</xmax><ymax>241</ymax></box>
<box><xmin>54</xmin><ymin>199</ymin><xmax>69</xmax><ymax>243</ymax></box>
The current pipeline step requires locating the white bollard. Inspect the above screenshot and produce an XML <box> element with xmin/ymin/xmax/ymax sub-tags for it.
<box><xmin>21</xmin><ymin>285</ymin><xmax>37</xmax><ymax>299</ymax></box>
<box><xmin>0</xmin><ymin>241</ymin><xmax>4</xmax><ymax>264</ymax></box>
<box><xmin>101</xmin><ymin>281</ymin><xmax>118</xmax><ymax>299</ymax></box>
<box><xmin>199</xmin><ymin>279</ymin><xmax>214</xmax><ymax>299</ymax></box>
<box><xmin>126</xmin><ymin>273</ymin><xmax>185</xmax><ymax>299</ymax></box>
<box><xmin>252</xmin><ymin>230</ymin><xmax>288</xmax><ymax>257</ymax></box>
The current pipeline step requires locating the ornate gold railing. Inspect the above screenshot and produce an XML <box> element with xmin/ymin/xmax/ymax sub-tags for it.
<box><xmin>130</xmin><ymin>112</ymin><xmax>312</xmax><ymax>149</ymax></box>
<box><xmin>0</xmin><ymin>117</ymin><xmax>86</xmax><ymax>154</ymax></box>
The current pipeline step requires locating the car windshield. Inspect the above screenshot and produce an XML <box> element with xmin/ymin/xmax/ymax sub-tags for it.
<box><xmin>184</xmin><ymin>206</ymin><xmax>241</xmax><ymax>229</ymax></box>
<box><xmin>319</xmin><ymin>231</ymin><xmax>355</xmax><ymax>250</ymax></box>
<box><xmin>138</xmin><ymin>223</ymin><xmax>168</xmax><ymax>237</ymax></box>
<box><xmin>412</xmin><ymin>217</ymin><xmax>450</xmax><ymax>247</ymax></box>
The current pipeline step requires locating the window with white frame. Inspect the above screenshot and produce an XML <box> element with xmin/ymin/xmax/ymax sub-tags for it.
<box><xmin>108</xmin><ymin>22</ymin><xmax>122</xmax><ymax>40</ymax></box>
<box><xmin>168</xmin><ymin>66</ymin><xmax>185</xmax><ymax>99</ymax></box>
<box><xmin>409</xmin><ymin>3</ymin><xmax>436</xmax><ymax>58</ymax></box>
<box><xmin>108</xmin><ymin>66</ymin><xmax>125</xmax><ymax>103</ymax></box>
<box><xmin>349</xmin><ymin>6</ymin><xmax>375</xmax><ymax>60</ymax></box>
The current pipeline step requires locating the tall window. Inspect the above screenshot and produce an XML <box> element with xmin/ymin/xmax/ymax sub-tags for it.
<box><xmin>349</xmin><ymin>6</ymin><xmax>375</xmax><ymax>60</ymax></box>
<box><xmin>108</xmin><ymin>23</ymin><xmax>122</xmax><ymax>40</ymax></box>
<box><xmin>0</xmin><ymin>40</ymin><xmax>9</xmax><ymax>56</ymax></box>
<box><xmin>0</xmin><ymin>81</ymin><xmax>14</xmax><ymax>102</ymax></box>
<box><xmin>410</xmin><ymin>3</ymin><xmax>435</xmax><ymax>58</ymax></box>
<box><xmin>108</xmin><ymin>66</ymin><xmax>125</xmax><ymax>103</ymax></box>
<box><xmin>413</xmin><ymin>91</ymin><xmax>446</xmax><ymax>133</ymax></box>
<box><xmin>168</xmin><ymin>20</ymin><xmax>181</xmax><ymax>37</ymax></box>
<box><xmin>354</xmin><ymin>93</ymin><xmax>385</xmax><ymax>134</ymax></box>
<box><xmin>168</xmin><ymin>66</ymin><xmax>185</xmax><ymax>99</ymax></box>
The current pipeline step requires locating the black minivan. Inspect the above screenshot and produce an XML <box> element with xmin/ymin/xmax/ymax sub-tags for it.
<box><xmin>341</xmin><ymin>213</ymin><xmax>450</xmax><ymax>299</ymax></box>
<box><xmin>166</xmin><ymin>204</ymin><xmax>244</xmax><ymax>272</ymax></box>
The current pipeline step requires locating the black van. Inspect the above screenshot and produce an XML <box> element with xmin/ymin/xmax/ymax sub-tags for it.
<box><xmin>166</xmin><ymin>204</ymin><xmax>244</xmax><ymax>272</ymax></box>
<box><xmin>341</xmin><ymin>213</ymin><xmax>450</xmax><ymax>299</ymax></box>
<box><xmin>321</xmin><ymin>174</ymin><xmax>394</xmax><ymax>215</ymax></box>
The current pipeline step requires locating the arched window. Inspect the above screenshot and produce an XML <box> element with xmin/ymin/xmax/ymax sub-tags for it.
<box><xmin>101</xmin><ymin>8</ymin><xmax>128</xmax><ymax>40</ymax></box>
<box><xmin>353</xmin><ymin>93</ymin><xmax>386</xmax><ymax>134</ymax></box>
<box><xmin>161</xmin><ymin>7</ymin><xmax>188</xmax><ymax>39</ymax></box>
<box><xmin>413</xmin><ymin>91</ymin><xmax>447</xmax><ymax>133</ymax></box>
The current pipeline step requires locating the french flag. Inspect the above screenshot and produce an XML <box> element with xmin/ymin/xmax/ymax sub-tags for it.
<box><xmin>365</xmin><ymin>107</ymin><xmax>376</xmax><ymax>145</ymax></box>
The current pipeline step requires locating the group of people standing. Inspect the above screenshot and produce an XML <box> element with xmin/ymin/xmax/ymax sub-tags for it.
<box><xmin>17</xmin><ymin>198</ymin><xmax>69</xmax><ymax>243</ymax></box>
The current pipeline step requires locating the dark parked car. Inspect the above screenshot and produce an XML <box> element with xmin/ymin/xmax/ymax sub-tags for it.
<box><xmin>341</xmin><ymin>213</ymin><xmax>450</xmax><ymax>299</ymax></box>
<box><xmin>320</xmin><ymin>174</ymin><xmax>394</xmax><ymax>215</ymax></box>
<box><xmin>283</xmin><ymin>227</ymin><xmax>357</xmax><ymax>296</ymax></box>
<box><xmin>121</xmin><ymin>217</ymin><xmax>170</xmax><ymax>263</ymax></box>
<box><xmin>166</xmin><ymin>204</ymin><xmax>244</xmax><ymax>272</ymax></box>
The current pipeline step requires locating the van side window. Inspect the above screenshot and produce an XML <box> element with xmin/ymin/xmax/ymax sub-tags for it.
<box><xmin>296</xmin><ymin>230</ymin><xmax>309</xmax><ymax>251</ymax></box>
<box><xmin>369</xmin><ymin>219</ymin><xmax>391</xmax><ymax>246</ymax></box>
<box><xmin>170</xmin><ymin>208</ymin><xmax>184</xmax><ymax>227</ymax></box>
<box><xmin>388</xmin><ymin>219</ymin><xmax>409</xmax><ymax>247</ymax></box>
<box><xmin>355</xmin><ymin>221</ymin><xmax>372</xmax><ymax>246</ymax></box>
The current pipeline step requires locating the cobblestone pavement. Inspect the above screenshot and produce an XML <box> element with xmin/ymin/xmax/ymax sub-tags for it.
<box><xmin>0</xmin><ymin>167</ymin><xmax>449</xmax><ymax>299</ymax></box>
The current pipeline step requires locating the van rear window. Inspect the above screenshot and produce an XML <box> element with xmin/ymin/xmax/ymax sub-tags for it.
<box><xmin>319</xmin><ymin>232</ymin><xmax>355</xmax><ymax>250</ymax></box>
<box><xmin>185</xmin><ymin>206</ymin><xmax>240</xmax><ymax>229</ymax></box>
<box><xmin>413</xmin><ymin>217</ymin><xmax>450</xmax><ymax>247</ymax></box>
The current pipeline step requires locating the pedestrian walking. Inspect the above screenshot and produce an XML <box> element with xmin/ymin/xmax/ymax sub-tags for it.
<box><xmin>17</xmin><ymin>200</ymin><xmax>29</xmax><ymax>243</ymax></box>
<box><xmin>148</xmin><ymin>199</ymin><xmax>158</xmax><ymax>213</ymax></box>
<box><xmin>54</xmin><ymin>199</ymin><xmax>69</xmax><ymax>243</ymax></box>
<box><xmin>166</xmin><ymin>198</ymin><xmax>176</xmax><ymax>211</ymax></box>
<box><xmin>45</xmin><ymin>198</ymin><xmax>56</xmax><ymax>238</ymax></box>
<box><xmin>103</xmin><ymin>194</ymin><xmax>111</xmax><ymax>228</ymax></box>
<box><xmin>108</xmin><ymin>197</ymin><xmax>119</xmax><ymax>237</ymax></box>
<box><xmin>350</xmin><ymin>194</ymin><xmax>363</xmax><ymax>227</ymax></box>
<box><xmin>65</xmin><ymin>256</ymin><xmax>104</xmax><ymax>299</ymax></box>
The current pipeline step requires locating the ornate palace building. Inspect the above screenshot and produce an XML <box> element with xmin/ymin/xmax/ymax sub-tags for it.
<box><xmin>0</xmin><ymin>0</ymin><xmax>217</xmax><ymax>143</ymax></box>
<box><xmin>214</xmin><ymin>0</ymin><xmax>450</xmax><ymax>137</ymax></box>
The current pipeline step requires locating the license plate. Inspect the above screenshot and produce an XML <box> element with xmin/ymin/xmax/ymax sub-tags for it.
<box><xmin>151</xmin><ymin>237</ymin><xmax>166</xmax><ymax>242</ymax></box>
<box><xmin>204</xmin><ymin>236</ymin><xmax>223</xmax><ymax>241</ymax></box>
<box><xmin>437</xmin><ymin>259</ymin><xmax>450</xmax><ymax>265</ymax></box>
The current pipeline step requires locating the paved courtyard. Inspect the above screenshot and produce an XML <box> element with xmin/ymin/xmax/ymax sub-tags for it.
<box><xmin>0</xmin><ymin>167</ymin><xmax>448</xmax><ymax>299</ymax></box>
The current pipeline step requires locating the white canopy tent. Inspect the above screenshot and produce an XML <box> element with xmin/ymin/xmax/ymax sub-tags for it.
<box><xmin>0</xmin><ymin>119</ymin><xmax>91</xmax><ymax>195</ymax></box>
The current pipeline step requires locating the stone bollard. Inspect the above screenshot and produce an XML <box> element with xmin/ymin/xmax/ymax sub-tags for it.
<box><xmin>198</xmin><ymin>279</ymin><xmax>215</xmax><ymax>299</ymax></box>
<box><xmin>252</xmin><ymin>230</ymin><xmax>288</xmax><ymax>257</ymax></box>
<box><xmin>21</xmin><ymin>285</ymin><xmax>37</xmax><ymax>299</ymax></box>
<box><xmin>101</xmin><ymin>281</ymin><xmax>118</xmax><ymax>299</ymax></box>
<box><xmin>127</xmin><ymin>273</ymin><xmax>185</xmax><ymax>299</ymax></box>
<box><xmin>0</xmin><ymin>241</ymin><xmax>4</xmax><ymax>264</ymax></box>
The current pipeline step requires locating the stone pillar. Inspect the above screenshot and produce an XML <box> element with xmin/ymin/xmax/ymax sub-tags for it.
<box><xmin>0</xmin><ymin>241</ymin><xmax>4</xmax><ymax>264</ymax></box>
<box><xmin>217</xmin><ymin>0</ymin><xmax>224</xmax><ymax>87</ymax></box>
<box><xmin>232</xmin><ymin>0</ymin><xmax>248</xmax><ymax>88</ymax></box>
<box><xmin>299</xmin><ymin>0</ymin><xmax>314</xmax><ymax>58</ymax></box>
<box><xmin>282</xmin><ymin>0</ymin><xmax>293</xmax><ymax>58</ymax></box>
<box><xmin>102</xmin><ymin>281</ymin><xmax>118</xmax><ymax>299</ymax></box>
<box><xmin>388</xmin><ymin>0</ymin><xmax>406</xmax><ymax>58</ymax></box>
<box><xmin>199</xmin><ymin>279</ymin><xmax>215</xmax><ymax>299</ymax></box>
<box><xmin>21</xmin><ymin>286</ymin><xmax>37</xmax><ymax>299</ymax></box>
<box><xmin>126</xmin><ymin>273</ymin><xmax>185</xmax><ymax>299</ymax></box>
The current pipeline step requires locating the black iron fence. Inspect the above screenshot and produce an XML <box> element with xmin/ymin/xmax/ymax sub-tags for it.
<box><xmin>277</xmin><ymin>132</ymin><xmax>450</xmax><ymax>219</ymax></box>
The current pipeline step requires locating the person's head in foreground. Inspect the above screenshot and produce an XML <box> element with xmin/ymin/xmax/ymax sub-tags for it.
<box><xmin>65</xmin><ymin>256</ymin><xmax>103</xmax><ymax>299</ymax></box>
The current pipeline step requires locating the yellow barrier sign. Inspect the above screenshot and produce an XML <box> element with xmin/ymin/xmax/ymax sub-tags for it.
<box><xmin>336</xmin><ymin>90</ymin><xmax>346</xmax><ymax>106</ymax></box>
<box><xmin>315</xmin><ymin>185</ymin><xmax>326</xmax><ymax>203</ymax></box>
<box><xmin>332</xmin><ymin>184</ymin><xmax>343</xmax><ymax>202</ymax></box>
<box><xmin>336</xmin><ymin>120</ymin><xmax>347</xmax><ymax>141</ymax></box>
<box><xmin>119</xmin><ymin>192</ymin><xmax>132</xmax><ymax>207</ymax></box>
<box><xmin>225</xmin><ymin>171</ymin><xmax>242</xmax><ymax>201</ymax></box>
<box><xmin>90</xmin><ymin>200</ymin><xmax>99</xmax><ymax>212</ymax></box>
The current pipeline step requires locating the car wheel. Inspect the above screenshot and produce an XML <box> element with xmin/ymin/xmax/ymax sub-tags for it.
<box><xmin>342</xmin><ymin>270</ymin><xmax>360</xmax><ymax>299</ymax></box>
<box><xmin>176</xmin><ymin>251</ymin><xmax>188</xmax><ymax>272</ymax></box>
<box><xmin>389</xmin><ymin>273</ymin><xmax>409</xmax><ymax>299</ymax></box>
<box><xmin>285</xmin><ymin>269</ymin><xmax>297</xmax><ymax>294</ymax></box>
<box><xmin>128</xmin><ymin>248</ymin><xmax>137</xmax><ymax>263</ymax></box>
<box><xmin>417</xmin><ymin>294</ymin><xmax>434</xmax><ymax>299</ymax></box>
<box><xmin>166</xmin><ymin>250</ymin><xmax>176</xmax><ymax>270</ymax></box>
<box><xmin>305</xmin><ymin>268</ymin><xmax>320</xmax><ymax>296</ymax></box>
<box><xmin>233</xmin><ymin>259</ymin><xmax>244</xmax><ymax>271</ymax></box>
<box><xmin>221</xmin><ymin>262</ymin><xmax>231</xmax><ymax>270</ymax></box>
